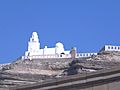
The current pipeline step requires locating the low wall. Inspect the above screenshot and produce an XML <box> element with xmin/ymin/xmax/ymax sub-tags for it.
<box><xmin>22</xmin><ymin>54</ymin><xmax>71</xmax><ymax>60</ymax></box>
<box><xmin>76</xmin><ymin>53</ymin><xmax>97</xmax><ymax>58</ymax></box>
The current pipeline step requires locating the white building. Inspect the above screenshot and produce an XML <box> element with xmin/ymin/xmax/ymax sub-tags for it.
<box><xmin>22</xmin><ymin>32</ymin><xmax>99</xmax><ymax>60</ymax></box>
<box><xmin>22</xmin><ymin>32</ymin><xmax>71</xmax><ymax>60</ymax></box>
<box><xmin>100</xmin><ymin>45</ymin><xmax>120</xmax><ymax>52</ymax></box>
<box><xmin>76</xmin><ymin>53</ymin><xmax>98</xmax><ymax>58</ymax></box>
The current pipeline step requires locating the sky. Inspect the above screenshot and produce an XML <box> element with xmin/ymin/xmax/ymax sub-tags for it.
<box><xmin>0</xmin><ymin>0</ymin><xmax>120</xmax><ymax>63</ymax></box>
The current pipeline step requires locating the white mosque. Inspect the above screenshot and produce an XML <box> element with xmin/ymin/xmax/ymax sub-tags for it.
<box><xmin>22</xmin><ymin>32</ymin><xmax>71</xmax><ymax>60</ymax></box>
<box><xmin>22</xmin><ymin>32</ymin><xmax>120</xmax><ymax>60</ymax></box>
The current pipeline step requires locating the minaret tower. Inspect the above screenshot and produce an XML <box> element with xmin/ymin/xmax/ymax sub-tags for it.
<box><xmin>25</xmin><ymin>32</ymin><xmax>40</xmax><ymax>56</ymax></box>
<box><xmin>28</xmin><ymin>32</ymin><xmax>40</xmax><ymax>52</ymax></box>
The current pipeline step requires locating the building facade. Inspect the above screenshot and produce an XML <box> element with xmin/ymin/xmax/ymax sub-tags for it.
<box><xmin>76</xmin><ymin>53</ymin><xmax>98</xmax><ymax>58</ymax></box>
<box><xmin>100</xmin><ymin>45</ymin><xmax>120</xmax><ymax>52</ymax></box>
<box><xmin>22</xmin><ymin>32</ymin><xmax>71</xmax><ymax>60</ymax></box>
<box><xmin>22</xmin><ymin>32</ymin><xmax>99</xmax><ymax>60</ymax></box>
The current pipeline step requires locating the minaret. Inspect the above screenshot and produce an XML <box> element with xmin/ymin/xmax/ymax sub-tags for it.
<box><xmin>28</xmin><ymin>32</ymin><xmax>40</xmax><ymax>54</ymax></box>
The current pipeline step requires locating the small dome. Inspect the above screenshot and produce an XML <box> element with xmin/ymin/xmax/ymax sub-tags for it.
<box><xmin>56</xmin><ymin>42</ymin><xmax>64</xmax><ymax>48</ymax></box>
<box><xmin>32</xmin><ymin>32</ymin><xmax>38</xmax><ymax>37</ymax></box>
<box><xmin>55</xmin><ymin>42</ymin><xmax>64</xmax><ymax>54</ymax></box>
<box><xmin>30</xmin><ymin>32</ymin><xmax>39</xmax><ymax>42</ymax></box>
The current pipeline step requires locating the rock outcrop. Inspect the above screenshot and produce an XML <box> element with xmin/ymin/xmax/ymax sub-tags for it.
<box><xmin>1</xmin><ymin>51</ymin><xmax>120</xmax><ymax>88</ymax></box>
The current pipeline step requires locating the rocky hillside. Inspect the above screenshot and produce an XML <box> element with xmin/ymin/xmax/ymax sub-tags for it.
<box><xmin>1</xmin><ymin>51</ymin><xmax>120</xmax><ymax>88</ymax></box>
<box><xmin>0</xmin><ymin>58</ymin><xmax>72</xmax><ymax>88</ymax></box>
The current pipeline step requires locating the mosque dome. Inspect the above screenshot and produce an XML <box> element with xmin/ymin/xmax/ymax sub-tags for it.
<box><xmin>30</xmin><ymin>32</ymin><xmax>39</xmax><ymax>42</ymax></box>
<box><xmin>32</xmin><ymin>32</ymin><xmax>38</xmax><ymax>37</ymax></box>
<box><xmin>56</xmin><ymin>42</ymin><xmax>64</xmax><ymax>48</ymax></box>
<box><xmin>55</xmin><ymin>42</ymin><xmax>64</xmax><ymax>55</ymax></box>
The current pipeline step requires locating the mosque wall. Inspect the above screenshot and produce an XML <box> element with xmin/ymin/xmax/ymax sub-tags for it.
<box><xmin>22</xmin><ymin>32</ymin><xmax>120</xmax><ymax>60</ymax></box>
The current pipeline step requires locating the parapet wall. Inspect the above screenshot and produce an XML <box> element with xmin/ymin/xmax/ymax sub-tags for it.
<box><xmin>104</xmin><ymin>45</ymin><xmax>120</xmax><ymax>51</ymax></box>
<box><xmin>22</xmin><ymin>54</ymin><xmax>71</xmax><ymax>60</ymax></box>
<box><xmin>22</xmin><ymin>45</ymin><xmax>120</xmax><ymax>60</ymax></box>
<box><xmin>76</xmin><ymin>53</ymin><xmax>97</xmax><ymax>58</ymax></box>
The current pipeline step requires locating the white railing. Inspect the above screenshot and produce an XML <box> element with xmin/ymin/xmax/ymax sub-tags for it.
<box><xmin>22</xmin><ymin>52</ymin><xmax>98</xmax><ymax>60</ymax></box>
<box><xmin>22</xmin><ymin>54</ymin><xmax>71</xmax><ymax>60</ymax></box>
<box><xmin>76</xmin><ymin>53</ymin><xmax>97</xmax><ymax>58</ymax></box>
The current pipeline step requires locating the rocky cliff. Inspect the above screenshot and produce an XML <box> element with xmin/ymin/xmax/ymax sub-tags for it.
<box><xmin>1</xmin><ymin>51</ymin><xmax>120</xmax><ymax>88</ymax></box>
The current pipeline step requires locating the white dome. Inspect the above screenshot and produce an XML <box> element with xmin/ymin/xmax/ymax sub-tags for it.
<box><xmin>56</xmin><ymin>42</ymin><xmax>64</xmax><ymax>48</ymax></box>
<box><xmin>30</xmin><ymin>32</ymin><xmax>39</xmax><ymax>42</ymax></box>
<box><xmin>32</xmin><ymin>32</ymin><xmax>38</xmax><ymax>37</ymax></box>
<box><xmin>55</xmin><ymin>42</ymin><xmax>64</xmax><ymax>54</ymax></box>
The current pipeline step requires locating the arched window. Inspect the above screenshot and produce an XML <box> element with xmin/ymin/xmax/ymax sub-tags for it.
<box><xmin>80</xmin><ymin>54</ymin><xmax>82</xmax><ymax>56</ymax></box>
<box><xmin>83</xmin><ymin>54</ymin><xmax>85</xmax><ymax>56</ymax></box>
<box><xmin>86</xmin><ymin>54</ymin><xmax>88</xmax><ymax>56</ymax></box>
<box><xmin>118</xmin><ymin>47</ymin><xmax>120</xmax><ymax>49</ymax></box>
<box><xmin>111</xmin><ymin>47</ymin><xmax>113</xmax><ymax>49</ymax></box>
<box><xmin>108</xmin><ymin>46</ymin><xmax>110</xmax><ymax>49</ymax></box>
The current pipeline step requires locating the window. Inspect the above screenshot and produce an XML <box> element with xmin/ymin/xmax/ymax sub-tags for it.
<box><xmin>115</xmin><ymin>47</ymin><xmax>117</xmax><ymax>49</ymax></box>
<box><xmin>83</xmin><ymin>54</ymin><xmax>85</xmax><ymax>56</ymax></box>
<box><xmin>108</xmin><ymin>46</ymin><xmax>110</xmax><ymax>49</ymax></box>
<box><xmin>111</xmin><ymin>47</ymin><xmax>113</xmax><ymax>49</ymax></box>
<box><xmin>80</xmin><ymin>54</ymin><xmax>82</xmax><ymax>56</ymax></box>
<box><xmin>118</xmin><ymin>47</ymin><xmax>120</xmax><ymax>49</ymax></box>
<box><xmin>86</xmin><ymin>54</ymin><xmax>88</xmax><ymax>56</ymax></box>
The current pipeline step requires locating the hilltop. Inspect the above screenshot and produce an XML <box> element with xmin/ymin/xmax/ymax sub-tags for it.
<box><xmin>1</xmin><ymin>51</ymin><xmax>120</xmax><ymax>88</ymax></box>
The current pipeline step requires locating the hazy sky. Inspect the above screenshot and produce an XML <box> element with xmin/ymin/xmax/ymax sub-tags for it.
<box><xmin>0</xmin><ymin>0</ymin><xmax>120</xmax><ymax>63</ymax></box>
